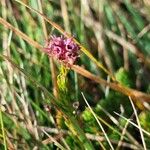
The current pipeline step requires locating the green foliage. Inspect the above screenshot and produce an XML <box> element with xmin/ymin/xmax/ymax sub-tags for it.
<box><xmin>0</xmin><ymin>0</ymin><xmax>150</xmax><ymax>149</ymax></box>
<box><xmin>115</xmin><ymin>67</ymin><xmax>134</xmax><ymax>88</ymax></box>
<box><xmin>65</xmin><ymin>135</ymin><xmax>79</xmax><ymax>149</ymax></box>
<box><xmin>139</xmin><ymin>111</ymin><xmax>150</xmax><ymax>132</ymax></box>
<box><xmin>95</xmin><ymin>91</ymin><xmax>132</xmax><ymax>119</ymax></box>
<box><xmin>82</xmin><ymin>108</ymin><xmax>99</xmax><ymax>133</ymax></box>
<box><xmin>17</xmin><ymin>126</ymin><xmax>31</xmax><ymax>140</ymax></box>
<box><xmin>2</xmin><ymin>114</ymin><xmax>14</xmax><ymax>130</ymax></box>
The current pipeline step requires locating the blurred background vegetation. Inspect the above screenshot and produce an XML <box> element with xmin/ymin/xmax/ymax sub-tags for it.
<box><xmin>0</xmin><ymin>0</ymin><xmax>150</xmax><ymax>149</ymax></box>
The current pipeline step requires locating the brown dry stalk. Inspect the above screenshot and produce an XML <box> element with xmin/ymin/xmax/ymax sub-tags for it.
<box><xmin>14</xmin><ymin>0</ymin><xmax>116</xmax><ymax>81</ymax></box>
<box><xmin>37</xmin><ymin>0</ymin><xmax>58</xmax><ymax>98</ymax></box>
<box><xmin>38</xmin><ymin>126</ymin><xmax>139</xmax><ymax>149</ymax></box>
<box><xmin>72</xmin><ymin>65</ymin><xmax>150</xmax><ymax>102</ymax></box>
<box><xmin>0</xmin><ymin>17</ymin><xmax>42</xmax><ymax>50</ymax></box>
<box><xmin>42</xmin><ymin>133</ymin><xmax>63</xmax><ymax>145</ymax></box>
<box><xmin>105</xmin><ymin>30</ymin><xmax>150</xmax><ymax>65</ymax></box>
<box><xmin>80</xmin><ymin>11</ymin><xmax>150</xmax><ymax>67</ymax></box>
<box><xmin>0</xmin><ymin>17</ymin><xmax>150</xmax><ymax>102</ymax></box>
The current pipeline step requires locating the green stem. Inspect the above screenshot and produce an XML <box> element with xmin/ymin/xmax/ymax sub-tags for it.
<box><xmin>65</xmin><ymin>114</ymin><xmax>95</xmax><ymax>150</ymax></box>
<box><xmin>57</xmin><ymin>65</ymin><xmax>95</xmax><ymax>149</ymax></box>
<box><xmin>0</xmin><ymin>110</ymin><xmax>7</xmax><ymax>150</ymax></box>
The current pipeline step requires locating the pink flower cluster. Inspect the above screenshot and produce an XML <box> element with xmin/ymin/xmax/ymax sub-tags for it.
<box><xmin>44</xmin><ymin>35</ymin><xmax>80</xmax><ymax>65</ymax></box>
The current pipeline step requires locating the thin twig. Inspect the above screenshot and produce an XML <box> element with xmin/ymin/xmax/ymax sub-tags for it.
<box><xmin>82</xmin><ymin>92</ymin><xmax>114</xmax><ymax>150</ymax></box>
<box><xmin>129</xmin><ymin>97</ymin><xmax>147</xmax><ymax>150</ymax></box>
<box><xmin>38</xmin><ymin>126</ymin><xmax>139</xmax><ymax>149</ymax></box>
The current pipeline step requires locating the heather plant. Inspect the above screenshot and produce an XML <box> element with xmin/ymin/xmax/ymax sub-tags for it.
<box><xmin>44</xmin><ymin>35</ymin><xmax>95</xmax><ymax>149</ymax></box>
<box><xmin>44</xmin><ymin>35</ymin><xmax>80</xmax><ymax>66</ymax></box>
<box><xmin>0</xmin><ymin>0</ymin><xmax>150</xmax><ymax>150</ymax></box>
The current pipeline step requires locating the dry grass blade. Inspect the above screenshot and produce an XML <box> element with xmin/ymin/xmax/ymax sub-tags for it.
<box><xmin>42</xmin><ymin>129</ymin><xmax>66</xmax><ymax>150</ymax></box>
<box><xmin>114</xmin><ymin>112</ymin><xmax>150</xmax><ymax>137</ymax></box>
<box><xmin>82</xmin><ymin>93</ymin><xmax>114</xmax><ymax>150</ymax></box>
<box><xmin>80</xmin><ymin>12</ymin><xmax>150</xmax><ymax>67</ymax></box>
<box><xmin>14</xmin><ymin>0</ymin><xmax>116</xmax><ymax>81</ymax></box>
<box><xmin>60</xmin><ymin>0</ymin><xmax>70</xmax><ymax>33</ymax></box>
<box><xmin>37</xmin><ymin>0</ymin><xmax>58</xmax><ymax>98</ymax></box>
<box><xmin>72</xmin><ymin>65</ymin><xmax>150</xmax><ymax>102</ymax></box>
<box><xmin>38</xmin><ymin>126</ymin><xmax>139</xmax><ymax>149</ymax></box>
<box><xmin>1</xmin><ymin>0</ymin><xmax>150</xmax><ymax>149</ymax></box>
<box><xmin>105</xmin><ymin>30</ymin><xmax>150</xmax><ymax>66</ymax></box>
<box><xmin>137</xmin><ymin>24</ymin><xmax>150</xmax><ymax>38</ymax></box>
<box><xmin>0</xmin><ymin>17</ymin><xmax>42</xmax><ymax>50</ymax></box>
<box><xmin>116</xmin><ymin>118</ymin><xmax>130</xmax><ymax>150</ymax></box>
<box><xmin>0</xmin><ymin>18</ymin><xmax>150</xmax><ymax>102</ymax></box>
<box><xmin>98</xmin><ymin>105</ymin><xmax>142</xmax><ymax>148</ymax></box>
<box><xmin>129</xmin><ymin>97</ymin><xmax>147</xmax><ymax>150</ymax></box>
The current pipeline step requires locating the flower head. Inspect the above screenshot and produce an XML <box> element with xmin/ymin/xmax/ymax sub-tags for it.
<box><xmin>44</xmin><ymin>35</ymin><xmax>80</xmax><ymax>65</ymax></box>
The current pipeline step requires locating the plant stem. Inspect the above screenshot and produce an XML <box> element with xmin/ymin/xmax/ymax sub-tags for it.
<box><xmin>0</xmin><ymin>110</ymin><xmax>7</xmax><ymax>150</ymax></box>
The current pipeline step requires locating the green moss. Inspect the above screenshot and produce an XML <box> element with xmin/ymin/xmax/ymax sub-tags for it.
<box><xmin>139</xmin><ymin>111</ymin><xmax>150</xmax><ymax>132</ymax></box>
<box><xmin>115</xmin><ymin>68</ymin><xmax>134</xmax><ymax>88</ymax></box>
